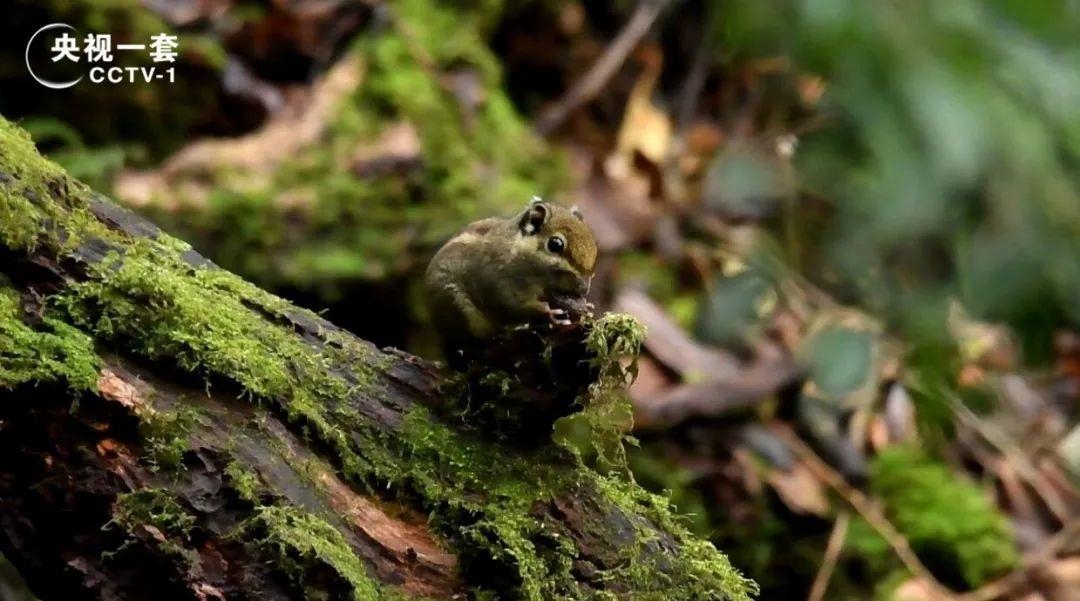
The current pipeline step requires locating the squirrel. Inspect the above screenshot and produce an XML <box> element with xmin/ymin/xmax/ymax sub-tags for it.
<box><xmin>424</xmin><ymin>196</ymin><xmax>598</xmax><ymax>367</ymax></box>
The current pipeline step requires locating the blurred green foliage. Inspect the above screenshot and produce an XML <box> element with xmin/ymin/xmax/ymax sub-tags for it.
<box><xmin>143</xmin><ymin>0</ymin><xmax>564</xmax><ymax>298</ymax></box>
<box><xmin>719</xmin><ymin>0</ymin><xmax>1080</xmax><ymax>365</ymax></box>
<box><xmin>801</xmin><ymin>326</ymin><xmax>874</xmax><ymax>398</ymax></box>
<box><xmin>696</xmin><ymin>268</ymin><xmax>775</xmax><ymax>350</ymax></box>
<box><xmin>20</xmin><ymin>118</ymin><xmax>125</xmax><ymax>190</ymax></box>
<box><xmin>847</xmin><ymin>446</ymin><xmax>1019</xmax><ymax>591</ymax></box>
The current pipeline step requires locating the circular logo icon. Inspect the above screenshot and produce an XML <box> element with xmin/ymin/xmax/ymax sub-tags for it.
<box><xmin>26</xmin><ymin>23</ymin><xmax>84</xmax><ymax>89</ymax></box>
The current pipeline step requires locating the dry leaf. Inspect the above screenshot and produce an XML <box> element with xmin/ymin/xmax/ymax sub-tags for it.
<box><xmin>765</xmin><ymin>461</ymin><xmax>830</xmax><ymax>516</ymax></box>
<box><xmin>192</xmin><ymin>582</ymin><xmax>227</xmax><ymax>601</ymax></box>
<box><xmin>605</xmin><ymin>45</ymin><xmax>671</xmax><ymax>182</ymax></box>
<box><xmin>797</xmin><ymin>74</ymin><xmax>827</xmax><ymax>106</ymax></box>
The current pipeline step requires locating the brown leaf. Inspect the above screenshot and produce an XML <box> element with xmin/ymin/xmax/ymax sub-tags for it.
<box><xmin>797</xmin><ymin>74</ymin><xmax>827</xmax><ymax>107</ymax></box>
<box><xmin>765</xmin><ymin>461</ymin><xmax>830</xmax><ymax>517</ymax></box>
<box><xmin>571</xmin><ymin>167</ymin><xmax>658</xmax><ymax>252</ymax></box>
<box><xmin>633</xmin><ymin>358</ymin><xmax>802</xmax><ymax>429</ymax></box>
<box><xmin>997</xmin><ymin>459</ymin><xmax>1053</xmax><ymax>552</ymax></box>
<box><xmin>96</xmin><ymin>439</ymin><xmax>122</xmax><ymax>456</ymax></box>
<box><xmin>606</xmin><ymin>44</ymin><xmax>671</xmax><ymax>181</ymax></box>
<box><xmin>868</xmin><ymin>414</ymin><xmax>891</xmax><ymax>452</ymax></box>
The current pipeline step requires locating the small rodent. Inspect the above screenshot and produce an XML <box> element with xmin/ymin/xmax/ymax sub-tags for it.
<box><xmin>424</xmin><ymin>196</ymin><xmax>598</xmax><ymax>366</ymax></box>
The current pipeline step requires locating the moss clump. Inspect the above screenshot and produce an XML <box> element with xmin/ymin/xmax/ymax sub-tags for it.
<box><xmin>439</xmin><ymin>313</ymin><xmax>646</xmax><ymax>445</ymax></box>
<box><xmin>225</xmin><ymin>464</ymin><xmax>405</xmax><ymax>600</ymax></box>
<box><xmin>593</xmin><ymin>473</ymin><xmax>760</xmax><ymax>600</ymax></box>
<box><xmin>0</xmin><ymin>285</ymin><xmax>100</xmax><ymax>391</ymax></box>
<box><xmin>246</xmin><ymin>506</ymin><xmax>387</xmax><ymax>601</ymax></box>
<box><xmin>554</xmin><ymin>313</ymin><xmax>647</xmax><ymax>469</ymax></box>
<box><xmin>141</xmin><ymin>407</ymin><xmax>201</xmax><ymax>471</ymax></box>
<box><xmin>113</xmin><ymin>489</ymin><xmax>196</xmax><ymax>540</ymax></box>
<box><xmin>586</xmin><ymin>313</ymin><xmax>648</xmax><ymax>369</ymax></box>
<box><xmin>848</xmin><ymin>446</ymin><xmax>1019</xmax><ymax>590</ymax></box>
<box><xmin>225</xmin><ymin>461</ymin><xmax>269</xmax><ymax>503</ymax></box>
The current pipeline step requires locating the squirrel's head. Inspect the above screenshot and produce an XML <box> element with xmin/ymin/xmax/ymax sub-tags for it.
<box><xmin>516</xmin><ymin>196</ymin><xmax>598</xmax><ymax>295</ymax></box>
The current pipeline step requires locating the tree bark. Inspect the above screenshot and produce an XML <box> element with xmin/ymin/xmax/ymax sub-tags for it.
<box><xmin>0</xmin><ymin>117</ymin><xmax>755</xmax><ymax>600</ymax></box>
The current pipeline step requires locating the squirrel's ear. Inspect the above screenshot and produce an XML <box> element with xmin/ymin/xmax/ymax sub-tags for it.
<box><xmin>520</xmin><ymin>198</ymin><xmax>548</xmax><ymax>234</ymax></box>
<box><xmin>570</xmin><ymin>205</ymin><xmax>584</xmax><ymax>221</ymax></box>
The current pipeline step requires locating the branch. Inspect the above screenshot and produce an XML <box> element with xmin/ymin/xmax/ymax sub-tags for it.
<box><xmin>535</xmin><ymin>0</ymin><xmax>669</xmax><ymax>136</ymax></box>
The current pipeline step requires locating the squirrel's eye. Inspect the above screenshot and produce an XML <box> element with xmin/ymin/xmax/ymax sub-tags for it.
<box><xmin>547</xmin><ymin>235</ymin><xmax>566</xmax><ymax>254</ymax></box>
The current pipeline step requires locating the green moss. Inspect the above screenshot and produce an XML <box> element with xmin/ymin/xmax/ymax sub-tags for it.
<box><xmin>592</xmin><ymin>474</ymin><xmax>759</xmax><ymax>600</ymax></box>
<box><xmin>225</xmin><ymin>465</ymin><xmax>388</xmax><ymax>599</ymax></box>
<box><xmin>109</xmin><ymin>488</ymin><xmax>203</xmax><ymax>572</ymax></box>
<box><xmin>393</xmin><ymin>407</ymin><xmax>573</xmax><ymax>597</ymax></box>
<box><xmin>246</xmin><ymin>506</ymin><xmax>386</xmax><ymax>601</ymax></box>
<box><xmin>141</xmin><ymin>407</ymin><xmax>201</xmax><ymax>471</ymax></box>
<box><xmin>1</xmin><ymin>115</ymin><xmax>755</xmax><ymax>600</ymax></box>
<box><xmin>848</xmin><ymin>446</ymin><xmax>1019</xmax><ymax>590</ymax></box>
<box><xmin>53</xmin><ymin>248</ymin><xmax>385</xmax><ymax>486</ymax></box>
<box><xmin>0</xmin><ymin>285</ymin><xmax>100</xmax><ymax>391</ymax></box>
<box><xmin>113</xmin><ymin>488</ymin><xmax>196</xmax><ymax>540</ymax></box>
<box><xmin>554</xmin><ymin>313</ymin><xmax>647</xmax><ymax>469</ymax></box>
<box><xmin>225</xmin><ymin>461</ymin><xmax>268</xmax><ymax>502</ymax></box>
<box><xmin>587</xmin><ymin>313</ymin><xmax>648</xmax><ymax>370</ymax></box>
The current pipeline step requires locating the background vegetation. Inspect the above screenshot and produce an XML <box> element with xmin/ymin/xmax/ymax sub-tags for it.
<box><xmin>2</xmin><ymin>1</ymin><xmax>1078</xmax><ymax>599</ymax></box>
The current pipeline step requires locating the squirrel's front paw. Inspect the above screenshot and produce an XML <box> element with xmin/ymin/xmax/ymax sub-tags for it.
<box><xmin>547</xmin><ymin>305</ymin><xmax>574</xmax><ymax>327</ymax></box>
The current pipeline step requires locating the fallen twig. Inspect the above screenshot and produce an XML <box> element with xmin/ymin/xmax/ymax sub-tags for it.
<box><xmin>535</xmin><ymin>0</ymin><xmax>669</xmax><ymax>136</ymax></box>
<box><xmin>807</xmin><ymin>510</ymin><xmax>850</xmax><ymax>601</ymax></box>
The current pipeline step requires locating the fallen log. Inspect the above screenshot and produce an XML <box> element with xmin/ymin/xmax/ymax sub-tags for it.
<box><xmin>0</xmin><ymin>117</ymin><xmax>755</xmax><ymax>600</ymax></box>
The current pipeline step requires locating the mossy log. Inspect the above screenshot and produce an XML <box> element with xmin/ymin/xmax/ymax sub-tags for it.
<box><xmin>0</xmin><ymin>117</ymin><xmax>755</xmax><ymax>600</ymax></box>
